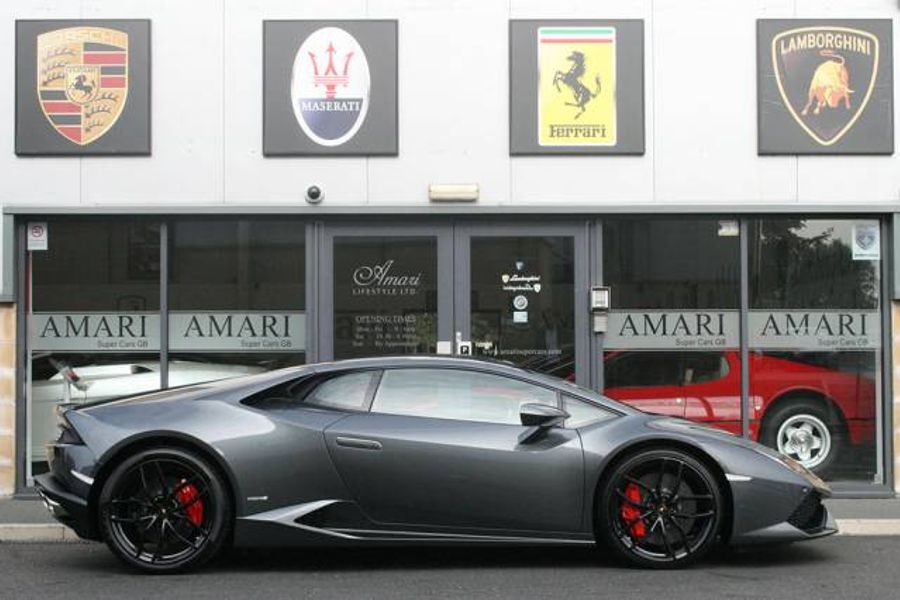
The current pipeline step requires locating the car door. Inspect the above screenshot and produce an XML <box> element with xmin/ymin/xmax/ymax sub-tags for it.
<box><xmin>602</xmin><ymin>352</ymin><xmax>686</xmax><ymax>417</ymax></box>
<box><xmin>681</xmin><ymin>351</ymin><xmax>742</xmax><ymax>434</ymax></box>
<box><xmin>322</xmin><ymin>367</ymin><xmax>585</xmax><ymax>534</ymax></box>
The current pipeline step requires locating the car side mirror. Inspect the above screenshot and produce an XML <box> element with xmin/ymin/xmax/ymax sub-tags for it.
<box><xmin>519</xmin><ymin>403</ymin><xmax>569</xmax><ymax>444</ymax></box>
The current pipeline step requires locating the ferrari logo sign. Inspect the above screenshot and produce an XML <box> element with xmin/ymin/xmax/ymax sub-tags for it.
<box><xmin>771</xmin><ymin>26</ymin><xmax>879</xmax><ymax>147</ymax></box>
<box><xmin>538</xmin><ymin>27</ymin><xmax>616</xmax><ymax>147</ymax></box>
<box><xmin>36</xmin><ymin>27</ymin><xmax>128</xmax><ymax>145</ymax></box>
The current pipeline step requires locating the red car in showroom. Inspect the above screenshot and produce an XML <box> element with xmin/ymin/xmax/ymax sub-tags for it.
<box><xmin>602</xmin><ymin>351</ymin><xmax>876</xmax><ymax>473</ymax></box>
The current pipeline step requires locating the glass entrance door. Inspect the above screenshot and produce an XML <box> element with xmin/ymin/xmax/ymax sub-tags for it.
<box><xmin>320</xmin><ymin>224</ymin><xmax>454</xmax><ymax>361</ymax></box>
<box><xmin>320</xmin><ymin>222</ymin><xmax>589</xmax><ymax>384</ymax></box>
<box><xmin>453</xmin><ymin>223</ymin><xmax>589</xmax><ymax>385</ymax></box>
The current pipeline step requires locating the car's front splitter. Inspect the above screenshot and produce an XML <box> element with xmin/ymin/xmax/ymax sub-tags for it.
<box><xmin>729</xmin><ymin>503</ymin><xmax>837</xmax><ymax>544</ymax></box>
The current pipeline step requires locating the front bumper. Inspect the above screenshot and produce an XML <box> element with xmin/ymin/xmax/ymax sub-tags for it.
<box><xmin>730</xmin><ymin>489</ymin><xmax>838</xmax><ymax>545</ymax></box>
<box><xmin>34</xmin><ymin>473</ymin><xmax>98</xmax><ymax>541</ymax></box>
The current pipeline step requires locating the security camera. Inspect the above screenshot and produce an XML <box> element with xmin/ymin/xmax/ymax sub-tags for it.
<box><xmin>305</xmin><ymin>185</ymin><xmax>323</xmax><ymax>204</ymax></box>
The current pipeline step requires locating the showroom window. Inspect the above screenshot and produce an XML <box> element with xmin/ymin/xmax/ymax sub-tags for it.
<box><xmin>27</xmin><ymin>220</ymin><xmax>161</xmax><ymax>477</ymax></box>
<box><xmin>749</xmin><ymin>219</ymin><xmax>881</xmax><ymax>481</ymax></box>
<box><xmin>602</xmin><ymin>218</ymin><xmax>741</xmax><ymax>430</ymax></box>
<box><xmin>168</xmin><ymin>220</ymin><xmax>306</xmax><ymax>384</ymax></box>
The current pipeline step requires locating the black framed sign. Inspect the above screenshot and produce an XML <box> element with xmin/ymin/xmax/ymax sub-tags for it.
<box><xmin>15</xmin><ymin>20</ymin><xmax>151</xmax><ymax>155</ymax></box>
<box><xmin>509</xmin><ymin>20</ymin><xmax>645</xmax><ymax>155</ymax></box>
<box><xmin>758</xmin><ymin>19</ymin><xmax>893</xmax><ymax>154</ymax></box>
<box><xmin>263</xmin><ymin>20</ymin><xmax>398</xmax><ymax>156</ymax></box>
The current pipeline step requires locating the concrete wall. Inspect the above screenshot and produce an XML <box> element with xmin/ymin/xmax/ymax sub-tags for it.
<box><xmin>0</xmin><ymin>0</ymin><xmax>898</xmax><ymax>210</ymax></box>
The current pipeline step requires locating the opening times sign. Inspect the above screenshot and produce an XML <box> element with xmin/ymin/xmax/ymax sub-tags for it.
<box><xmin>604</xmin><ymin>310</ymin><xmax>880</xmax><ymax>351</ymax></box>
<box><xmin>30</xmin><ymin>312</ymin><xmax>306</xmax><ymax>352</ymax></box>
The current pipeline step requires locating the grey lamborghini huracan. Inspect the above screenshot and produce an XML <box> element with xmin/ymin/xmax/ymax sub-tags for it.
<box><xmin>35</xmin><ymin>356</ymin><xmax>836</xmax><ymax>573</ymax></box>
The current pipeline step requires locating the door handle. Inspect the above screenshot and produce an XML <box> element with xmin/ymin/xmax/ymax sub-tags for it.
<box><xmin>336</xmin><ymin>437</ymin><xmax>383</xmax><ymax>451</ymax></box>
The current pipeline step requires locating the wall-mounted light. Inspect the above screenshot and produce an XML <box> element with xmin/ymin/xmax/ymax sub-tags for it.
<box><xmin>428</xmin><ymin>183</ymin><xmax>479</xmax><ymax>202</ymax></box>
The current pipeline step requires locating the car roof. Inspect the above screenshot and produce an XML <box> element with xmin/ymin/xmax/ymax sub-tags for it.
<box><xmin>309</xmin><ymin>355</ymin><xmax>526</xmax><ymax>375</ymax></box>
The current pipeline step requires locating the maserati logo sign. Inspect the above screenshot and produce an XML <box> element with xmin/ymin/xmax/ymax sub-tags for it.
<box><xmin>291</xmin><ymin>27</ymin><xmax>370</xmax><ymax>147</ymax></box>
<box><xmin>36</xmin><ymin>26</ymin><xmax>129</xmax><ymax>145</ymax></box>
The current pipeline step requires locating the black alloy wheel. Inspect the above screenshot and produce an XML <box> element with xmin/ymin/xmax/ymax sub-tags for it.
<box><xmin>598</xmin><ymin>448</ymin><xmax>723</xmax><ymax>568</ymax></box>
<box><xmin>98</xmin><ymin>447</ymin><xmax>232</xmax><ymax>573</ymax></box>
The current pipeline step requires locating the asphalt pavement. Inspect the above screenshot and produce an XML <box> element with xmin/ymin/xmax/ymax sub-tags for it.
<box><xmin>1</xmin><ymin>537</ymin><xmax>897</xmax><ymax>600</ymax></box>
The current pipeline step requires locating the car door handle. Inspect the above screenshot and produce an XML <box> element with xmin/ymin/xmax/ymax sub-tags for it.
<box><xmin>335</xmin><ymin>437</ymin><xmax>383</xmax><ymax>451</ymax></box>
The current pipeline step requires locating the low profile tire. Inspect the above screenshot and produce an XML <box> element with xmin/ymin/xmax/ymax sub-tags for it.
<box><xmin>98</xmin><ymin>447</ymin><xmax>232</xmax><ymax>574</ymax></box>
<box><xmin>761</xmin><ymin>399</ymin><xmax>842</xmax><ymax>473</ymax></box>
<box><xmin>597</xmin><ymin>448</ymin><xmax>724</xmax><ymax>569</ymax></box>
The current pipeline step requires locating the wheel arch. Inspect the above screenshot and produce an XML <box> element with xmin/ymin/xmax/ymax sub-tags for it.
<box><xmin>87</xmin><ymin>431</ymin><xmax>240</xmax><ymax>531</ymax></box>
<box><xmin>590</xmin><ymin>438</ymin><xmax>735</xmax><ymax>543</ymax></box>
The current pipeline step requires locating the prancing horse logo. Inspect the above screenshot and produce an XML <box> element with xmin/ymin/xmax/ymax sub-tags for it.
<box><xmin>552</xmin><ymin>50</ymin><xmax>602</xmax><ymax>119</ymax></box>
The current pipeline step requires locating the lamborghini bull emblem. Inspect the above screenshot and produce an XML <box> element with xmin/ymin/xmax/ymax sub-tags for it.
<box><xmin>772</xmin><ymin>26</ymin><xmax>878</xmax><ymax>146</ymax></box>
<box><xmin>37</xmin><ymin>27</ymin><xmax>129</xmax><ymax>145</ymax></box>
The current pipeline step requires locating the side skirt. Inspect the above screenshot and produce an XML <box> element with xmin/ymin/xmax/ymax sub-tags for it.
<box><xmin>234</xmin><ymin>500</ymin><xmax>594</xmax><ymax>547</ymax></box>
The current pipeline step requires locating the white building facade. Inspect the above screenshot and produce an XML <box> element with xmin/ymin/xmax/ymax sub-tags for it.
<box><xmin>0</xmin><ymin>0</ymin><xmax>898</xmax><ymax>497</ymax></box>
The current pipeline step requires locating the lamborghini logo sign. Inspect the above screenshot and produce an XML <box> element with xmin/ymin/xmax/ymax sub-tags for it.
<box><xmin>771</xmin><ymin>26</ymin><xmax>879</xmax><ymax>146</ymax></box>
<box><xmin>36</xmin><ymin>27</ymin><xmax>129</xmax><ymax>145</ymax></box>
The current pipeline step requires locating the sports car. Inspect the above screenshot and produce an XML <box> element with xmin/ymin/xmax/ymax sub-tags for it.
<box><xmin>35</xmin><ymin>356</ymin><xmax>836</xmax><ymax>573</ymax></box>
<box><xmin>603</xmin><ymin>351</ymin><xmax>876</xmax><ymax>472</ymax></box>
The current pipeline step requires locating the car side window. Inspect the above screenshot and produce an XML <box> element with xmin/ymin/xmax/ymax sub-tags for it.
<box><xmin>681</xmin><ymin>352</ymin><xmax>728</xmax><ymax>384</ymax></box>
<box><xmin>605</xmin><ymin>352</ymin><xmax>681</xmax><ymax>388</ymax></box>
<box><xmin>305</xmin><ymin>371</ymin><xmax>379</xmax><ymax>411</ymax></box>
<box><xmin>371</xmin><ymin>368</ymin><xmax>558</xmax><ymax>425</ymax></box>
<box><xmin>562</xmin><ymin>396</ymin><xmax>615</xmax><ymax>428</ymax></box>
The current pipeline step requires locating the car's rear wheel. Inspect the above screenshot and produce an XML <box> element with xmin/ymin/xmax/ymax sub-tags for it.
<box><xmin>597</xmin><ymin>448</ymin><xmax>723</xmax><ymax>569</ymax></box>
<box><xmin>761</xmin><ymin>399</ymin><xmax>842</xmax><ymax>473</ymax></box>
<box><xmin>98</xmin><ymin>447</ymin><xmax>232</xmax><ymax>573</ymax></box>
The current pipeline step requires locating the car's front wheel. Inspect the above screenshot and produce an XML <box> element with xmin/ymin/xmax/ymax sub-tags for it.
<box><xmin>98</xmin><ymin>447</ymin><xmax>232</xmax><ymax>573</ymax></box>
<box><xmin>597</xmin><ymin>448</ymin><xmax>724</xmax><ymax>568</ymax></box>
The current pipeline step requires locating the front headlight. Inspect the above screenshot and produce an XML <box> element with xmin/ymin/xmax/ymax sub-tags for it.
<box><xmin>754</xmin><ymin>445</ymin><xmax>828</xmax><ymax>489</ymax></box>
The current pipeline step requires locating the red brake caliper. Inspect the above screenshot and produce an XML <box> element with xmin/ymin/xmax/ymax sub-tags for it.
<box><xmin>620</xmin><ymin>483</ymin><xmax>646</xmax><ymax>539</ymax></box>
<box><xmin>175</xmin><ymin>479</ymin><xmax>203</xmax><ymax>527</ymax></box>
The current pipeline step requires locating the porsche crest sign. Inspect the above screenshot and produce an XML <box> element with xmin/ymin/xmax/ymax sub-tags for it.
<box><xmin>36</xmin><ymin>27</ymin><xmax>129</xmax><ymax>146</ymax></box>
<box><xmin>16</xmin><ymin>20</ymin><xmax>151</xmax><ymax>155</ymax></box>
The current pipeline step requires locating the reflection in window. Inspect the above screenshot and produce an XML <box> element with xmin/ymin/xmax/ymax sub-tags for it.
<box><xmin>372</xmin><ymin>368</ymin><xmax>557</xmax><ymax>425</ymax></box>
<box><xmin>749</xmin><ymin>219</ymin><xmax>881</xmax><ymax>482</ymax></box>
<box><xmin>333</xmin><ymin>237</ymin><xmax>438</xmax><ymax>359</ymax></box>
<box><xmin>306</xmin><ymin>372</ymin><xmax>378</xmax><ymax>411</ymax></box>
<box><xmin>470</xmin><ymin>237</ymin><xmax>575</xmax><ymax>380</ymax></box>
<box><xmin>168</xmin><ymin>220</ymin><xmax>306</xmax><ymax>382</ymax></box>
<box><xmin>604</xmin><ymin>219</ymin><xmax>739</xmax><ymax>309</ymax></box>
<box><xmin>29</xmin><ymin>220</ymin><xmax>162</xmax><ymax>478</ymax></box>
<box><xmin>602</xmin><ymin>219</ymin><xmax>741</xmax><ymax>435</ymax></box>
<box><xmin>563</xmin><ymin>396</ymin><xmax>614</xmax><ymax>428</ymax></box>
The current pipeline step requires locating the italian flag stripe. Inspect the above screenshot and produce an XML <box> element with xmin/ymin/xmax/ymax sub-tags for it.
<box><xmin>539</xmin><ymin>27</ymin><xmax>614</xmax><ymax>43</ymax></box>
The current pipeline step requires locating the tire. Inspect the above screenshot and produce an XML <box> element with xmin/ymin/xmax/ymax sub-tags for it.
<box><xmin>98</xmin><ymin>447</ymin><xmax>232</xmax><ymax>574</ymax></box>
<box><xmin>596</xmin><ymin>448</ymin><xmax>724</xmax><ymax>569</ymax></box>
<box><xmin>760</xmin><ymin>399</ymin><xmax>842</xmax><ymax>474</ymax></box>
